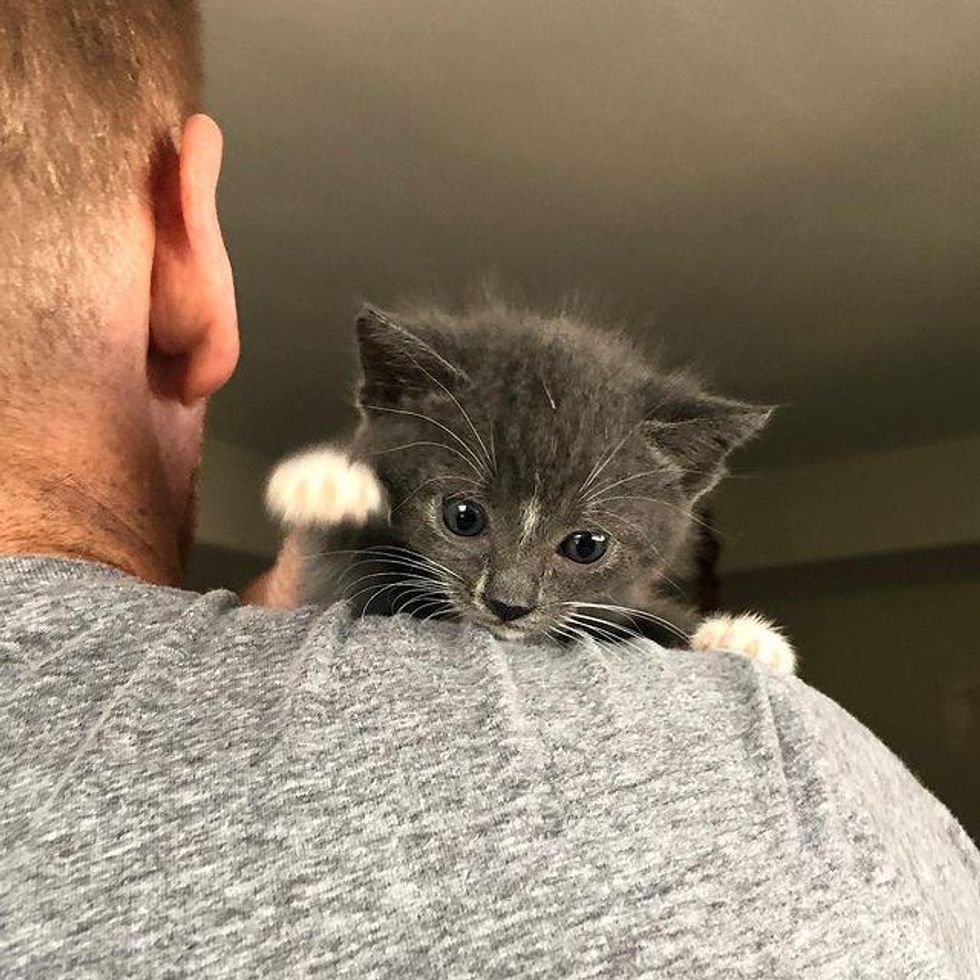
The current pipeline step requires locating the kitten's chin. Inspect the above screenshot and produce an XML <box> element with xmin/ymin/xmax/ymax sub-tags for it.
<box><xmin>462</xmin><ymin>607</ymin><xmax>539</xmax><ymax>642</ymax></box>
<box><xmin>486</xmin><ymin>622</ymin><xmax>533</xmax><ymax>641</ymax></box>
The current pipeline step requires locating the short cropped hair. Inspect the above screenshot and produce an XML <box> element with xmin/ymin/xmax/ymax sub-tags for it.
<box><xmin>0</xmin><ymin>1</ymin><xmax>202</xmax><ymax>382</ymax></box>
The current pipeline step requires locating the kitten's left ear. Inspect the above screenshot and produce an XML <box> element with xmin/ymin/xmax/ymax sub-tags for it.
<box><xmin>355</xmin><ymin>305</ymin><xmax>466</xmax><ymax>410</ymax></box>
<box><xmin>642</xmin><ymin>392</ymin><xmax>773</xmax><ymax>499</ymax></box>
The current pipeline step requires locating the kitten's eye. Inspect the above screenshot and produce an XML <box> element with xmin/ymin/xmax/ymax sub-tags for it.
<box><xmin>558</xmin><ymin>530</ymin><xmax>609</xmax><ymax>564</ymax></box>
<box><xmin>442</xmin><ymin>498</ymin><xmax>487</xmax><ymax>537</ymax></box>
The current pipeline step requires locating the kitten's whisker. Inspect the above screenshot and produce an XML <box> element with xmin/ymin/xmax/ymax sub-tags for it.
<box><xmin>346</xmin><ymin>552</ymin><xmax>443</xmax><ymax>578</ymax></box>
<box><xmin>393</xmin><ymin>588</ymin><xmax>447</xmax><ymax>617</ymax></box>
<box><xmin>361</xmin><ymin>403</ymin><xmax>490</xmax><ymax>478</ymax></box>
<box><xmin>556</xmin><ymin>620</ymin><xmax>637</xmax><ymax>654</ymax></box>
<box><xmin>355</xmin><ymin>581</ymin><xmax>404</xmax><ymax>616</ymax></box>
<box><xmin>334</xmin><ymin>550</ymin><xmax>426</xmax><ymax>572</ymax></box>
<box><xmin>590</xmin><ymin>494</ymin><xmax>725</xmax><ymax>537</ymax></box>
<box><xmin>581</xmin><ymin>506</ymin><xmax>666</xmax><ymax>559</ymax></box>
<box><xmin>458</xmin><ymin>404</ymin><xmax>494</xmax><ymax>473</ymax></box>
<box><xmin>345</xmin><ymin>577</ymin><xmax>441</xmax><ymax>608</ymax></box>
<box><xmin>345</xmin><ymin>582</ymin><xmax>438</xmax><ymax>612</ymax></box>
<box><xmin>586</xmin><ymin>507</ymin><xmax>653</xmax><ymax>543</ymax></box>
<box><xmin>563</xmin><ymin>600</ymin><xmax>685</xmax><ymax>634</ymax></box>
<box><xmin>391</xmin><ymin>474</ymin><xmax>482</xmax><ymax>515</ymax></box>
<box><xmin>578</xmin><ymin>425</ymin><xmax>640</xmax><ymax>498</ymax></box>
<box><xmin>399</xmin><ymin>348</ymin><xmax>496</xmax><ymax>474</ymax></box>
<box><xmin>585</xmin><ymin>469</ymin><xmax>669</xmax><ymax>503</ymax></box>
<box><xmin>552</xmin><ymin>616</ymin><xmax>603</xmax><ymax>645</ymax></box>
<box><xmin>341</xmin><ymin>569</ymin><xmax>438</xmax><ymax>595</ymax></box>
<box><xmin>543</xmin><ymin>627</ymin><xmax>565</xmax><ymax>648</ymax></box>
<box><xmin>303</xmin><ymin>547</ymin><xmax>384</xmax><ymax>559</ymax></box>
<box><xmin>369</xmin><ymin>440</ymin><xmax>486</xmax><ymax>480</ymax></box>
<box><xmin>358</xmin><ymin>580</ymin><xmax>447</xmax><ymax>617</ymax></box>
<box><xmin>308</xmin><ymin>546</ymin><xmax>459</xmax><ymax>583</ymax></box>
<box><xmin>579</xmin><ymin>507</ymin><xmax>689</xmax><ymax>597</ymax></box>
<box><xmin>420</xmin><ymin>602</ymin><xmax>456</xmax><ymax>625</ymax></box>
<box><xmin>398</xmin><ymin>589</ymin><xmax>445</xmax><ymax>612</ymax></box>
<box><xmin>328</xmin><ymin>544</ymin><xmax>466</xmax><ymax>586</ymax></box>
<box><xmin>548</xmin><ymin>622</ymin><xmax>585</xmax><ymax>647</ymax></box>
<box><xmin>362</xmin><ymin>585</ymin><xmax>425</xmax><ymax>617</ymax></box>
<box><xmin>333</xmin><ymin>553</ymin><xmax>446</xmax><ymax>591</ymax></box>
<box><xmin>487</xmin><ymin>422</ymin><xmax>497</xmax><ymax>473</ymax></box>
<box><xmin>564</xmin><ymin>625</ymin><xmax>599</xmax><ymax>648</ymax></box>
<box><xmin>560</xmin><ymin>601</ymin><xmax>690</xmax><ymax>645</ymax></box>
<box><xmin>548</xmin><ymin>625</ymin><xmax>580</xmax><ymax>648</ymax></box>
<box><xmin>363</xmin><ymin>546</ymin><xmax>466</xmax><ymax>584</ymax></box>
<box><xmin>566</xmin><ymin>613</ymin><xmax>653</xmax><ymax>656</ymax></box>
<box><xmin>568</xmin><ymin>613</ymin><xmax>643</xmax><ymax>653</ymax></box>
<box><xmin>300</xmin><ymin>546</ymin><xmax>449</xmax><ymax>592</ymax></box>
<box><xmin>539</xmin><ymin>374</ymin><xmax>558</xmax><ymax>412</ymax></box>
<box><xmin>555</xmin><ymin>622</ymin><xmax>597</xmax><ymax>646</ymax></box>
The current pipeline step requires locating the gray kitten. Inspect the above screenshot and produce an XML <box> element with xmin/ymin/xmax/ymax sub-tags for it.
<box><xmin>263</xmin><ymin>302</ymin><xmax>795</xmax><ymax>672</ymax></box>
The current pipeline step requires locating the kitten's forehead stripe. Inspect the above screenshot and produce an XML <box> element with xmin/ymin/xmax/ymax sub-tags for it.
<box><xmin>519</xmin><ymin>497</ymin><xmax>541</xmax><ymax>545</ymax></box>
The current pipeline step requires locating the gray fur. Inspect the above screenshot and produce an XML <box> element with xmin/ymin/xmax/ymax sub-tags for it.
<box><xmin>300</xmin><ymin>301</ymin><xmax>770</xmax><ymax>646</ymax></box>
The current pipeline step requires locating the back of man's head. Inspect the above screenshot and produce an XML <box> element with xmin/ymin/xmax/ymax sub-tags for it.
<box><xmin>0</xmin><ymin>0</ymin><xmax>201</xmax><ymax>387</ymax></box>
<box><xmin>1</xmin><ymin>1</ymin><xmax>238</xmax><ymax>585</ymax></box>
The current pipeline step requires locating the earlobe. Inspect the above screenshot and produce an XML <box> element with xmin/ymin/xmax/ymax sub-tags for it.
<box><xmin>149</xmin><ymin>114</ymin><xmax>239</xmax><ymax>405</ymax></box>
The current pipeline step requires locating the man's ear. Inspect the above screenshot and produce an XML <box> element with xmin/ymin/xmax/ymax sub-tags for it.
<box><xmin>149</xmin><ymin>114</ymin><xmax>239</xmax><ymax>404</ymax></box>
<box><xmin>642</xmin><ymin>390</ymin><xmax>773</xmax><ymax>499</ymax></box>
<box><xmin>355</xmin><ymin>305</ymin><xmax>465</xmax><ymax>410</ymax></box>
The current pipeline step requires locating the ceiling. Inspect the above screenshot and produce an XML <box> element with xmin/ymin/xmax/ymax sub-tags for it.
<box><xmin>202</xmin><ymin>0</ymin><xmax>980</xmax><ymax>468</ymax></box>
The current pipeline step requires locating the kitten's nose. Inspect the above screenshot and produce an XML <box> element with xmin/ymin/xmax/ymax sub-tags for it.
<box><xmin>485</xmin><ymin>597</ymin><xmax>534</xmax><ymax>623</ymax></box>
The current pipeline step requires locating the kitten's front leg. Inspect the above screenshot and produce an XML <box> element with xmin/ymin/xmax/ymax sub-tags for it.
<box><xmin>692</xmin><ymin>613</ymin><xmax>797</xmax><ymax>675</ymax></box>
<box><xmin>266</xmin><ymin>446</ymin><xmax>387</xmax><ymax>528</ymax></box>
<box><xmin>244</xmin><ymin>446</ymin><xmax>388</xmax><ymax>608</ymax></box>
<box><xmin>241</xmin><ymin>531</ymin><xmax>306</xmax><ymax>608</ymax></box>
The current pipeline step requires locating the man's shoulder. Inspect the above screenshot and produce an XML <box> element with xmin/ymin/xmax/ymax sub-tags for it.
<box><xmin>2</xmin><ymin>556</ymin><xmax>978</xmax><ymax>976</ymax></box>
<box><xmin>0</xmin><ymin>555</ymin><xmax>326</xmax><ymax>649</ymax></box>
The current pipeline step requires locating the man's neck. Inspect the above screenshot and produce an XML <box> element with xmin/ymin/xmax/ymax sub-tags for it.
<box><xmin>0</xmin><ymin>417</ymin><xmax>184</xmax><ymax>587</ymax></box>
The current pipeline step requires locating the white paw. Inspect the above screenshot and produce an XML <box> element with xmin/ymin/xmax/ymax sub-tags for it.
<box><xmin>266</xmin><ymin>447</ymin><xmax>386</xmax><ymax>528</ymax></box>
<box><xmin>692</xmin><ymin>612</ymin><xmax>796</xmax><ymax>675</ymax></box>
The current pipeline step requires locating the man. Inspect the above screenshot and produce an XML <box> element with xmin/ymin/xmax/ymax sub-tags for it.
<box><xmin>0</xmin><ymin>3</ymin><xmax>977</xmax><ymax>976</ymax></box>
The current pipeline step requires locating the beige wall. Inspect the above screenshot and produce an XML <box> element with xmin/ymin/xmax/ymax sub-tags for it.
<box><xmin>713</xmin><ymin>434</ymin><xmax>980</xmax><ymax>572</ymax></box>
<box><xmin>197</xmin><ymin>439</ymin><xmax>280</xmax><ymax>559</ymax></box>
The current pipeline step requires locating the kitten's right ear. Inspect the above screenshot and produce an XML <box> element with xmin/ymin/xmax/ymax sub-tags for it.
<box><xmin>642</xmin><ymin>391</ymin><xmax>773</xmax><ymax>500</ymax></box>
<box><xmin>355</xmin><ymin>305</ymin><xmax>465</xmax><ymax>409</ymax></box>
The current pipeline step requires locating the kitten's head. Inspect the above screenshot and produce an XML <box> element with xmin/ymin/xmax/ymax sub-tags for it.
<box><xmin>352</xmin><ymin>302</ymin><xmax>770</xmax><ymax>642</ymax></box>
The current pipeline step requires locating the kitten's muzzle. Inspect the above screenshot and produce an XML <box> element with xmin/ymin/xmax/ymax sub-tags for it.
<box><xmin>485</xmin><ymin>597</ymin><xmax>535</xmax><ymax>623</ymax></box>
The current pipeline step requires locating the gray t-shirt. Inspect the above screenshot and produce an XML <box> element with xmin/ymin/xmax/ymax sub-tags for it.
<box><xmin>1</xmin><ymin>556</ymin><xmax>978</xmax><ymax>978</ymax></box>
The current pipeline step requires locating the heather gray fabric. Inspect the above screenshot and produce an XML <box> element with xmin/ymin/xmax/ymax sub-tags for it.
<box><xmin>1</xmin><ymin>557</ymin><xmax>978</xmax><ymax>978</ymax></box>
